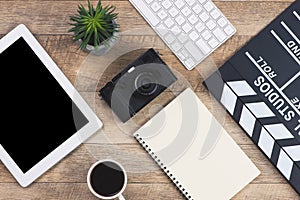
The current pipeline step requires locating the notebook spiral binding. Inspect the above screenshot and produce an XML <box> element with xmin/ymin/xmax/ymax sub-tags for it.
<box><xmin>134</xmin><ymin>133</ymin><xmax>194</xmax><ymax>200</ymax></box>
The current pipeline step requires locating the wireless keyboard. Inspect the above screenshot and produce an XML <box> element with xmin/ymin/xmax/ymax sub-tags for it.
<box><xmin>129</xmin><ymin>0</ymin><xmax>236</xmax><ymax>70</ymax></box>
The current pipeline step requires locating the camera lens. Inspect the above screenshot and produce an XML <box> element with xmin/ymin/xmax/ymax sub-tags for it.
<box><xmin>135</xmin><ymin>72</ymin><xmax>158</xmax><ymax>96</ymax></box>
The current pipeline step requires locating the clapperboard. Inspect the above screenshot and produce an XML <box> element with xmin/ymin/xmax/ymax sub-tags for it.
<box><xmin>205</xmin><ymin>1</ymin><xmax>300</xmax><ymax>194</ymax></box>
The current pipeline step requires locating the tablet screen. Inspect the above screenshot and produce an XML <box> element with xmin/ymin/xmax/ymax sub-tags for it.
<box><xmin>0</xmin><ymin>37</ymin><xmax>89</xmax><ymax>173</ymax></box>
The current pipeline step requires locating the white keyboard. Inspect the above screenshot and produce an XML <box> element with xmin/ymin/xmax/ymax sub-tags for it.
<box><xmin>129</xmin><ymin>0</ymin><xmax>236</xmax><ymax>70</ymax></box>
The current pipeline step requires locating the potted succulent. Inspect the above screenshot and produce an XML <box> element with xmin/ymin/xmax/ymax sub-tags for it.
<box><xmin>69</xmin><ymin>0</ymin><xmax>120</xmax><ymax>55</ymax></box>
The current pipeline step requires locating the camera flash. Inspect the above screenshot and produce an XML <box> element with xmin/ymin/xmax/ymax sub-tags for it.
<box><xmin>128</xmin><ymin>66</ymin><xmax>135</xmax><ymax>73</ymax></box>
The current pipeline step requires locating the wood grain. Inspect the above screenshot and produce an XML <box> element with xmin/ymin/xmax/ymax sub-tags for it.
<box><xmin>0</xmin><ymin>183</ymin><xmax>298</xmax><ymax>200</ymax></box>
<box><xmin>0</xmin><ymin>144</ymin><xmax>292</xmax><ymax>184</ymax></box>
<box><xmin>38</xmin><ymin>34</ymin><xmax>251</xmax><ymax>88</ymax></box>
<box><xmin>0</xmin><ymin>1</ymin><xmax>293</xmax><ymax>35</ymax></box>
<box><xmin>0</xmin><ymin>0</ymin><xmax>298</xmax><ymax>199</ymax></box>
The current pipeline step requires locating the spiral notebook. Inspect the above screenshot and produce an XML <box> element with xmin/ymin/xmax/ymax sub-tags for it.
<box><xmin>134</xmin><ymin>88</ymin><xmax>260</xmax><ymax>200</ymax></box>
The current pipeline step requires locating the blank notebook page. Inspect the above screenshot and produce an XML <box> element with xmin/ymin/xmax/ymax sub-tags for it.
<box><xmin>134</xmin><ymin>88</ymin><xmax>260</xmax><ymax>200</ymax></box>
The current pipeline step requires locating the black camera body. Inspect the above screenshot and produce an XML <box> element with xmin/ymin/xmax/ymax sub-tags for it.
<box><xmin>100</xmin><ymin>49</ymin><xmax>177</xmax><ymax>122</ymax></box>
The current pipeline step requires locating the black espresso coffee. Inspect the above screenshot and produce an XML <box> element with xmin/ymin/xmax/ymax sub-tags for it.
<box><xmin>89</xmin><ymin>161</ymin><xmax>125</xmax><ymax>197</ymax></box>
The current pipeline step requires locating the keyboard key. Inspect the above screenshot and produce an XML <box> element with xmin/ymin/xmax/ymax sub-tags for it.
<box><xmin>210</xmin><ymin>9</ymin><xmax>220</xmax><ymax>19</ymax></box>
<box><xmin>184</xmin><ymin>41</ymin><xmax>204</xmax><ymax>61</ymax></box>
<box><xmin>196</xmin><ymin>39</ymin><xmax>211</xmax><ymax>54</ymax></box>
<box><xmin>169</xmin><ymin>7</ymin><xmax>179</xmax><ymax>17</ymax></box>
<box><xmin>182</xmin><ymin>23</ymin><xmax>192</xmax><ymax>33</ymax></box>
<box><xmin>189</xmin><ymin>31</ymin><xmax>199</xmax><ymax>41</ymax></box>
<box><xmin>164</xmin><ymin>18</ymin><xmax>175</xmax><ymax>28</ymax></box>
<box><xmin>157</xmin><ymin>10</ymin><xmax>168</xmax><ymax>19</ymax></box>
<box><xmin>178</xmin><ymin>33</ymin><xmax>188</xmax><ymax>43</ymax></box>
<box><xmin>192</xmin><ymin>4</ymin><xmax>203</xmax><ymax>14</ymax></box>
<box><xmin>145</xmin><ymin>0</ymin><xmax>153</xmax><ymax>4</ymax></box>
<box><xmin>129</xmin><ymin>0</ymin><xmax>236</xmax><ymax>70</ymax></box>
<box><xmin>217</xmin><ymin>17</ymin><xmax>227</xmax><ymax>27</ymax></box>
<box><xmin>156</xmin><ymin>24</ymin><xmax>168</xmax><ymax>36</ymax></box>
<box><xmin>188</xmin><ymin>14</ymin><xmax>199</xmax><ymax>25</ymax></box>
<box><xmin>131</xmin><ymin>0</ymin><xmax>160</xmax><ymax>26</ymax></box>
<box><xmin>182</xmin><ymin>6</ymin><xmax>192</xmax><ymax>17</ymax></box>
<box><xmin>175</xmin><ymin>15</ymin><xmax>186</xmax><ymax>25</ymax></box>
<box><xmin>181</xmin><ymin>49</ymin><xmax>189</xmax><ymax>57</ymax></box>
<box><xmin>208</xmin><ymin>38</ymin><xmax>219</xmax><ymax>48</ymax></box>
<box><xmin>224</xmin><ymin>25</ymin><xmax>235</xmax><ymax>35</ymax></box>
<box><xmin>171</xmin><ymin>42</ymin><xmax>182</xmax><ymax>52</ymax></box>
<box><xmin>186</xmin><ymin>0</ymin><xmax>196</xmax><ymax>6</ymax></box>
<box><xmin>202</xmin><ymin>30</ymin><xmax>212</xmax><ymax>40</ymax></box>
<box><xmin>175</xmin><ymin>0</ymin><xmax>185</xmax><ymax>9</ymax></box>
<box><xmin>162</xmin><ymin>0</ymin><xmax>172</xmax><ymax>9</ymax></box>
<box><xmin>195</xmin><ymin>22</ymin><xmax>205</xmax><ymax>32</ymax></box>
<box><xmin>184</xmin><ymin>58</ymin><xmax>195</xmax><ymax>69</ymax></box>
<box><xmin>171</xmin><ymin>25</ymin><xmax>181</xmax><ymax>35</ymax></box>
<box><xmin>151</xmin><ymin>2</ymin><xmax>161</xmax><ymax>12</ymax></box>
<box><xmin>177</xmin><ymin>52</ymin><xmax>185</xmax><ymax>60</ymax></box>
<box><xmin>204</xmin><ymin>2</ymin><xmax>214</xmax><ymax>12</ymax></box>
<box><xmin>165</xmin><ymin>33</ymin><xmax>176</xmax><ymax>44</ymax></box>
<box><xmin>213</xmin><ymin>28</ymin><xmax>227</xmax><ymax>42</ymax></box>
<box><xmin>206</xmin><ymin>20</ymin><xmax>216</xmax><ymax>30</ymax></box>
<box><xmin>199</xmin><ymin>12</ymin><xmax>209</xmax><ymax>22</ymax></box>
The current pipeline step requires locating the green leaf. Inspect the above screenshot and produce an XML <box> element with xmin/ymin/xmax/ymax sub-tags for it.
<box><xmin>73</xmin><ymin>32</ymin><xmax>86</xmax><ymax>42</ymax></box>
<box><xmin>96</xmin><ymin>0</ymin><xmax>102</xmax><ymax>10</ymax></box>
<box><xmin>69</xmin><ymin>0</ymin><xmax>119</xmax><ymax>47</ymax></box>
<box><xmin>94</xmin><ymin>27</ymin><xmax>99</xmax><ymax>46</ymax></box>
<box><xmin>88</xmin><ymin>0</ymin><xmax>94</xmax><ymax>17</ymax></box>
<box><xmin>80</xmin><ymin>30</ymin><xmax>93</xmax><ymax>50</ymax></box>
<box><xmin>81</xmin><ymin>4</ymin><xmax>91</xmax><ymax>17</ymax></box>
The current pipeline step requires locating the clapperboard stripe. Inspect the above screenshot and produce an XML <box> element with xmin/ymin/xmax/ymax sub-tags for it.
<box><xmin>278</xmin><ymin>138</ymin><xmax>300</xmax><ymax>147</ymax></box>
<box><xmin>294</xmin><ymin>11</ymin><xmax>300</xmax><ymax>21</ymax></box>
<box><xmin>259</xmin><ymin>117</ymin><xmax>283</xmax><ymax>126</ymax></box>
<box><xmin>283</xmin><ymin>146</ymin><xmax>300</xmax><ymax>161</ymax></box>
<box><xmin>290</xmin><ymin>165</ymin><xmax>300</xmax><ymax>191</ymax></box>
<box><xmin>270</xmin><ymin>142</ymin><xmax>282</xmax><ymax>165</ymax></box>
<box><xmin>205</xmin><ymin>2</ymin><xmax>300</xmax><ymax>193</ymax></box>
<box><xmin>239</xmin><ymin>95</ymin><xmax>263</xmax><ymax>104</ymax></box>
<box><xmin>224</xmin><ymin>81</ymin><xmax>299</xmax><ymax>180</ymax></box>
<box><xmin>204</xmin><ymin>70</ymin><xmax>300</xmax><ymax>193</ymax></box>
<box><xmin>265</xmin><ymin>124</ymin><xmax>294</xmax><ymax>139</ymax></box>
<box><xmin>258</xmin><ymin>128</ymin><xmax>275</xmax><ymax>158</ymax></box>
<box><xmin>295</xmin><ymin>161</ymin><xmax>300</xmax><ymax>167</ymax></box>
<box><xmin>232</xmin><ymin>98</ymin><xmax>245</xmax><ymax>122</ymax></box>
<box><xmin>251</xmin><ymin>121</ymin><xmax>263</xmax><ymax>144</ymax></box>
<box><xmin>277</xmin><ymin>149</ymin><xmax>294</xmax><ymax>179</ymax></box>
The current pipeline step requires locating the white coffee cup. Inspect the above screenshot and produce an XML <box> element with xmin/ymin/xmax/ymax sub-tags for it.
<box><xmin>87</xmin><ymin>159</ymin><xmax>127</xmax><ymax>200</ymax></box>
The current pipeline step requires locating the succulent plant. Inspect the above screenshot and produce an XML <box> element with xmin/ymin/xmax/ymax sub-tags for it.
<box><xmin>69</xmin><ymin>0</ymin><xmax>119</xmax><ymax>50</ymax></box>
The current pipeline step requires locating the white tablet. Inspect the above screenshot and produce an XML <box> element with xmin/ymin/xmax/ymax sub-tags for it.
<box><xmin>0</xmin><ymin>24</ymin><xmax>103</xmax><ymax>187</ymax></box>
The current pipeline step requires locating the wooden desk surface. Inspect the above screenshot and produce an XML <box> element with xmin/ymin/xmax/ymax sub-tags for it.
<box><xmin>0</xmin><ymin>0</ymin><xmax>298</xmax><ymax>199</ymax></box>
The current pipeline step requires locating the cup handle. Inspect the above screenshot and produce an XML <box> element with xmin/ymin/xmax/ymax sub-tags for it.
<box><xmin>118</xmin><ymin>194</ymin><xmax>125</xmax><ymax>200</ymax></box>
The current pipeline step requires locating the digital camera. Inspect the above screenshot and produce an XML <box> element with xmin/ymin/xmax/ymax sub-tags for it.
<box><xmin>100</xmin><ymin>49</ymin><xmax>177</xmax><ymax>122</ymax></box>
